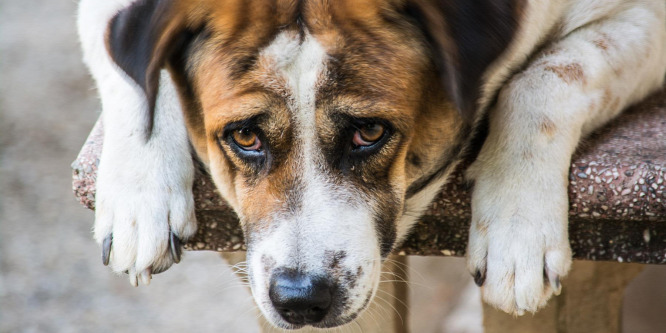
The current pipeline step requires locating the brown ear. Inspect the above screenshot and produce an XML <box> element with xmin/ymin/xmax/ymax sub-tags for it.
<box><xmin>106</xmin><ymin>0</ymin><xmax>191</xmax><ymax>137</ymax></box>
<box><xmin>403</xmin><ymin>0</ymin><xmax>524</xmax><ymax>123</ymax></box>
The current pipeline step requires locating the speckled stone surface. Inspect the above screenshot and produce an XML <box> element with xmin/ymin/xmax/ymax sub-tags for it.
<box><xmin>72</xmin><ymin>88</ymin><xmax>666</xmax><ymax>264</ymax></box>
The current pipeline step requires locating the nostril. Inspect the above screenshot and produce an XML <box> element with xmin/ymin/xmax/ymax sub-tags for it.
<box><xmin>269</xmin><ymin>268</ymin><xmax>333</xmax><ymax>325</ymax></box>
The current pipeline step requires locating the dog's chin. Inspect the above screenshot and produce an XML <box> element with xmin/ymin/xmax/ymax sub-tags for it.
<box><xmin>268</xmin><ymin>317</ymin><xmax>356</xmax><ymax>331</ymax></box>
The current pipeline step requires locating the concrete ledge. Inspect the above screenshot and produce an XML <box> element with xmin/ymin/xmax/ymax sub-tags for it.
<box><xmin>72</xmin><ymin>87</ymin><xmax>666</xmax><ymax>263</ymax></box>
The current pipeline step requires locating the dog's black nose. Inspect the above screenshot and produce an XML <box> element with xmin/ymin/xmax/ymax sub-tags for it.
<box><xmin>269</xmin><ymin>269</ymin><xmax>333</xmax><ymax>325</ymax></box>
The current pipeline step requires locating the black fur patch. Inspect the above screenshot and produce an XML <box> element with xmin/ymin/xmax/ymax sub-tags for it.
<box><xmin>402</xmin><ymin>0</ymin><xmax>525</xmax><ymax>122</ymax></box>
<box><xmin>107</xmin><ymin>0</ymin><xmax>193</xmax><ymax>138</ymax></box>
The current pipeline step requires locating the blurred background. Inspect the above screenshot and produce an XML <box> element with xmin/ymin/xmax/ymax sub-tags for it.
<box><xmin>0</xmin><ymin>1</ymin><xmax>664</xmax><ymax>332</ymax></box>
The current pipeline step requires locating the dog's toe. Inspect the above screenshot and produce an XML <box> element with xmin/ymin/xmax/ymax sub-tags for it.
<box><xmin>168</xmin><ymin>194</ymin><xmax>197</xmax><ymax>241</ymax></box>
<box><xmin>139</xmin><ymin>267</ymin><xmax>152</xmax><ymax>286</ymax></box>
<box><xmin>512</xmin><ymin>257</ymin><xmax>547</xmax><ymax>313</ymax></box>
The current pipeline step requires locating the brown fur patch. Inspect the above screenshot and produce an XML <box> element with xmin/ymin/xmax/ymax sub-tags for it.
<box><xmin>610</xmin><ymin>97</ymin><xmax>621</xmax><ymax>113</ymax></box>
<box><xmin>475</xmin><ymin>220</ymin><xmax>489</xmax><ymax>236</ymax></box>
<box><xmin>542</xmin><ymin>47</ymin><xmax>563</xmax><ymax>57</ymax></box>
<box><xmin>544</xmin><ymin>63</ymin><xmax>586</xmax><ymax>84</ymax></box>
<box><xmin>521</xmin><ymin>149</ymin><xmax>533</xmax><ymax>160</ymax></box>
<box><xmin>590</xmin><ymin>32</ymin><xmax>623</xmax><ymax>76</ymax></box>
<box><xmin>505</xmin><ymin>272</ymin><xmax>515</xmax><ymax>289</ymax></box>
<box><xmin>600</xmin><ymin>89</ymin><xmax>614</xmax><ymax>111</ymax></box>
<box><xmin>593</xmin><ymin>38</ymin><xmax>609</xmax><ymax>51</ymax></box>
<box><xmin>539</xmin><ymin>117</ymin><xmax>556</xmax><ymax>138</ymax></box>
<box><xmin>592</xmin><ymin>32</ymin><xmax>613</xmax><ymax>52</ymax></box>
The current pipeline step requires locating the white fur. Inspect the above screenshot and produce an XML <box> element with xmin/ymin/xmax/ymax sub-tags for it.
<box><xmin>77</xmin><ymin>0</ymin><xmax>196</xmax><ymax>285</ymax></box>
<box><xmin>466</xmin><ymin>0</ymin><xmax>666</xmax><ymax>315</ymax></box>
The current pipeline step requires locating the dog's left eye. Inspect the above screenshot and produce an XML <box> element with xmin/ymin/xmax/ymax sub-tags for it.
<box><xmin>231</xmin><ymin>128</ymin><xmax>262</xmax><ymax>151</ymax></box>
<box><xmin>353</xmin><ymin>123</ymin><xmax>385</xmax><ymax>147</ymax></box>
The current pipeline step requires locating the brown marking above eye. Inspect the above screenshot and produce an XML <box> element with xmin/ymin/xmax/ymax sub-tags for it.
<box><xmin>353</xmin><ymin>123</ymin><xmax>385</xmax><ymax>147</ymax></box>
<box><xmin>232</xmin><ymin>128</ymin><xmax>262</xmax><ymax>151</ymax></box>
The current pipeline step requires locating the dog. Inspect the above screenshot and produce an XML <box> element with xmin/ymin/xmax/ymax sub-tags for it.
<box><xmin>78</xmin><ymin>0</ymin><xmax>666</xmax><ymax>329</ymax></box>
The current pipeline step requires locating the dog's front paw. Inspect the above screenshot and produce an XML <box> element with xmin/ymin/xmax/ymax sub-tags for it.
<box><xmin>93</xmin><ymin>148</ymin><xmax>196</xmax><ymax>286</ymax></box>
<box><xmin>466</xmin><ymin>169</ymin><xmax>572</xmax><ymax>315</ymax></box>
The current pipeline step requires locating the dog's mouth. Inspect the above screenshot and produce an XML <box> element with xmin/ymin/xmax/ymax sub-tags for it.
<box><xmin>312</xmin><ymin>291</ymin><xmax>375</xmax><ymax>329</ymax></box>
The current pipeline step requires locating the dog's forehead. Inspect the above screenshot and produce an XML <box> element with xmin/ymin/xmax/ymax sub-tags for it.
<box><xmin>259</xmin><ymin>31</ymin><xmax>328</xmax><ymax>109</ymax></box>
<box><xmin>192</xmin><ymin>0</ymin><xmax>429</xmax><ymax>113</ymax></box>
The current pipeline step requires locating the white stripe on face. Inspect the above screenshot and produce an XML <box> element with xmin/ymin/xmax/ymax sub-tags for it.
<box><xmin>261</xmin><ymin>30</ymin><xmax>325</xmax><ymax>160</ymax></box>
<box><xmin>249</xmin><ymin>31</ymin><xmax>383</xmax><ymax>327</ymax></box>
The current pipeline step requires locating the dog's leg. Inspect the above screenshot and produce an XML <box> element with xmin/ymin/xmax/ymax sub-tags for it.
<box><xmin>77</xmin><ymin>0</ymin><xmax>196</xmax><ymax>285</ymax></box>
<box><xmin>466</xmin><ymin>1</ymin><xmax>666</xmax><ymax>315</ymax></box>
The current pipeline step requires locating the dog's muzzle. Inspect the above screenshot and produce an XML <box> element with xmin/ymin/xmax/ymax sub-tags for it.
<box><xmin>269</xmin><ymin>268</ymin><xmax>334</xmax><ymax>325</ymax></box>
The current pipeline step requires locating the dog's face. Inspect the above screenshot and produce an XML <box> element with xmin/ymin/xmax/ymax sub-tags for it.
<box><xmin>107</xmin><ymin>0</ymin><xmax>520</xmax><ymax>328</ymax></box>
<box><xmin>186</xmin><ymin>7</ymin><xmax>460</xmax><ymax>327</ymax></box>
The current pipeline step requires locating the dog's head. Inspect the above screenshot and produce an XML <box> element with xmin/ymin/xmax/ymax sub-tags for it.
<box><xmin>107</xmin><ymin>0</ymin><xmax>521</xmax><ymax>328</ymax></box>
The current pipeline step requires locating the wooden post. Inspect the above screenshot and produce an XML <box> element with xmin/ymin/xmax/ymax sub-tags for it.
<box><xmin>222</xmin><ymin>253</ymin><xmax>409</xmax><ymax>333</ymax></box>
<box><xmin>483</xmin><ymin>261</ymin><xmax>644</xmax><ymax>333</ymax></box>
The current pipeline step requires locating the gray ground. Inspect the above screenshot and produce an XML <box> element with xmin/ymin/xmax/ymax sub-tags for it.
<box><xmin>0</xmin><ymin>1</ymin><xmax>664</xmax><ymax>332</ymax></box>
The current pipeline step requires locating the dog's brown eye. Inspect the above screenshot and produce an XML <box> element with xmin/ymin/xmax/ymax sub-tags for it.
<box><xmin>232</xmin><ymin>128</ymin><xmax>261</xmax><ymax>151</ymax></box>
<box><xmin>353</xmin><ymin>123</ymin><xmax>385</xmax><ymax>146</ymax></box>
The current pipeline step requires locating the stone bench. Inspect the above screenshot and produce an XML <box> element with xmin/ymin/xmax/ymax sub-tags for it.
<box><xmin>72</xmin><ymin>87</ymin><xmax>665</xmax><ymax>333</ymax></box>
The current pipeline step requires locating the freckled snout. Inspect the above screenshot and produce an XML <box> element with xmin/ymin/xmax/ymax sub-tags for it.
<box><xmin>269</xmin><ymin>268</ymin><xmax>334</xmax><ymax>325</ymax></box>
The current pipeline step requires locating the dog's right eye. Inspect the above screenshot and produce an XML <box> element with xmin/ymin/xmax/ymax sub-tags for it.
<box><xmin>231</xmin><ymin>128</ymin><xmax>262</xmax><ymax>151</ymax></box>
<box><xmin>353</xmin><ymin>123</ymin><xmax>385</xmax><ymax>147</ymax></box>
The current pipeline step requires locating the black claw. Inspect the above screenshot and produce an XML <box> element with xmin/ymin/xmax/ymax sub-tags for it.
<box><xmin>554</xmin><ymin>275</ymin><xmax>561</xmax><ymax>290</ymax></box>
<box><xmin>170</xmin><ymin>231</ymin><xmax>182</xmax><ymax>264</ymax></box>
<box><xmin>474</xmin><ymin>269</ymin><xmax>486</xmax><ymax>287</ymax></box>
<box><xmin>102</xmin><ymin>234</ymin><xmax>113</xmax><ymax>266</ymax></box>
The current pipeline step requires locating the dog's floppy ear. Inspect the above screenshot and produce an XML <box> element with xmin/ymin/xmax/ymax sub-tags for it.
<box><xmin>106</xmin><ymin>0</ymin><xmax>192</xmax><ymax>136</ymax></box>
<box><xmin>404</xmin><ymin>0</ymin><xmax>524</xmax><ymax>123</ymax></box>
